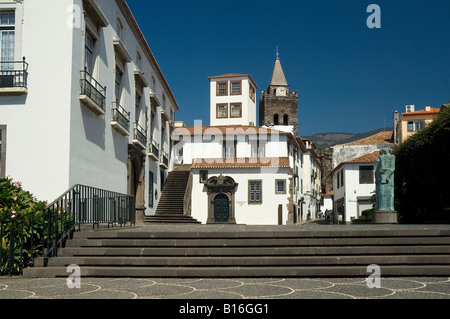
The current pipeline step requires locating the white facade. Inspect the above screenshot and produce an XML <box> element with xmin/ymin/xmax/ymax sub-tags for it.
<box><xmin>333</xmin><ymin>162</ymin><xmax>376</xmax><ymax>223</ymax></box>
<box><xmin>0</xmin><ymin>0</ymin><xmax>176</xmax><ymax>219</ymax></box>
<box><xmin>172</xmin><ymin>122</ymin><xmax>320</xmax><ymax>225</ymax></box>
<box><xmin>209</xmin><ymin>74</ymin><xmax>258</xmax><ymax>127</ymax></box>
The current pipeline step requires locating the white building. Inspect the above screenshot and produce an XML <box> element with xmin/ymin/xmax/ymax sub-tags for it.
<box><xmin>172</xmin><ymin>69</ymin><xmax>321</xmax><ymax>225</ymax></box>
<box><xmin>173</xmin><ymin>124</ymin><xmax>304</xmax><ymax>225</ymax></box>
<box><xmin>209</xmin><ymin>74</ymin><xmax>258</xmax><ymax>127</ymax></box>
<box><xmin>332</xmin><ymin>151</ymin><xmax>378</xmax><ymax>223</ymax></box>
<box><xmin>331</xmin><ymin>132</ymin><xmax>394</xmax><ymax>223</ymax></box>
<box><xmin>0</xmin><ymin>0</ymin><xmax>177</xmax><ymax>222</ymax></box>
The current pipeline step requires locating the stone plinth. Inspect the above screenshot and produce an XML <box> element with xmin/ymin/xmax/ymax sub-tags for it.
<box><xmin>373</xmin><ymin>210</ymin><xmax>398</xmax><ymax>224</ymax></box>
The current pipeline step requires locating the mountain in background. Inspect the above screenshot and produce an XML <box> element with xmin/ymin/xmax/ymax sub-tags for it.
<box><xmin>305</xmin><ymin>127</ymin><xmax>393</xmax><ymax>150</ymax></box>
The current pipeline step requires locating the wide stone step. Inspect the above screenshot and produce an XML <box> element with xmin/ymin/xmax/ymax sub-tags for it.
<box><xmin>23</xmin><ymin>265</ymin><xmax>450</xmax><ymax>278</ymax></box>
<box><xmin>43</xmin><ymin>255</ymin><xmax>450</xmax><ymax>267</ymax></box>
<box><xmin>59</xmin><ymin>244</ymin><xmax>450</xmax><ymax>256</ymax></box>
<box><xmin>67</xmin><ymin>236</ymin><xmax>450</xmax><ymax>246</ymax></box>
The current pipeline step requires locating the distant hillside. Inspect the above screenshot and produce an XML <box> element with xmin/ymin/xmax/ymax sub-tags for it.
<box><xmin>305</xmin><ymin>127</ymin><xmax>393</xmax><ymax>150</ymax></box>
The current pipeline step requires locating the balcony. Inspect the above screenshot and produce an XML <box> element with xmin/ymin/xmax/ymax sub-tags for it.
<box><xmin>148</xmin><ymin>139</ymin><xmax>159</xmax><ymax>161</ymax></box>
<box><xmin>132</xmin><ymin>122</ymin><xmax>147</xmax><ymax>150</ymax></box>
<box><xmin>111</xmin><ymin>102</ymin><xmax>130</xmax><ymax>136</ymax></box>
<box><xmin>79</xmin><ymin>69</ymin><xmax>106</xmax><ymax>115</ymax></box>
<box><xmin>159</xmin><ymin>150</ymin><xmax>169</xmax><ymax>169</ymax></box>
<box><xmin>0</xmin><ymin>58</ymin><xmax>28</xmax><ymax>95</ymax></box>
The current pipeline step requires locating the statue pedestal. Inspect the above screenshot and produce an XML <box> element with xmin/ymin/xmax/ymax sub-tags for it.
<box><xmin>373</xmin><ymin>210</ymin><xmax>398</xmax><ymax>224</ymax></box>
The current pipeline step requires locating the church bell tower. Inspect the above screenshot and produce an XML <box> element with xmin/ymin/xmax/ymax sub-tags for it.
<box><xmin>259</xmin><ymin>52</ymin><xmax>299</xmax><ymax>136</ymax></box>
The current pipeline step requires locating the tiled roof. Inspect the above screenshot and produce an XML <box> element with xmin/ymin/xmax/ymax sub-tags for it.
<box><xmin>349</xmin><ymin>150</ymin><xmax>380</xmax><ymax>163</ymax></box>
<box><xmin>191</xmin><ymin>157</ymin><xmax>290</xmax><ymax>169</ymax></box>
<box><xmin>402</xmin><ymin>108</ymin><xmax>440</xmax><ymax>117</ymax></box>
<box><xmin>331</xmin><ymin>151</ymin><xmax>380</xmax><ymax>174</ymax></box>
<box><xmin>344</xmin><ymin>131</ymin><xmax>393</xmax><ymax>146</ymax></box>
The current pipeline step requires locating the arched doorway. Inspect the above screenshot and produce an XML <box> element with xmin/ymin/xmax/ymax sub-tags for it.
<box><xmin>214</xmin><ymin>193</ymin><xmax>230</xmax><ymax>223</ymax></box>
<box><xmin>206</xmin><ymin>175</ymin><xmax>237</xmax><ymax>224</ymax></box>
<box><xmin>128</xmin><ymin>146</ymin><xmax>146</xmax><ymax>224</ymax></box>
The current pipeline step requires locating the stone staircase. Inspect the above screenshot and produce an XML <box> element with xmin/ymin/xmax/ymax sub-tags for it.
<box><xmin>145</xmin><ymin>167</ymin><xmax>200</xmax><ymax>224</ymax></box>
<box><xmin>23</xmin><ymin>226</ymin><xmax>450</xmax><ymax>278</ymax></box>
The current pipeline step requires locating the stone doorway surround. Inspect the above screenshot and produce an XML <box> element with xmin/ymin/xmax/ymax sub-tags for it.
<box><xmin>205</xmin><ymin>175</ymin><xmax>237</xmax><ymax>224</ymax></box>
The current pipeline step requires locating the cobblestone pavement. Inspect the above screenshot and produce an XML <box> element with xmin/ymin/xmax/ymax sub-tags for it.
<box><xmin>1</xmin><ymin>276</ymin><xmax>450</xmax><ymax>299</ymax></box>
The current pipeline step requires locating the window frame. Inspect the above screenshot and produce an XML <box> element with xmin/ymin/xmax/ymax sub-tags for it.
<box><xmin>359</xmin><ymin>165</ymin><xmax>374</xmax><ymax>184</ymax></box>
<box><xmin>230</xmin><ymin>80</ymin><xmax>242</xmax><ymax>95</ymax></box>
<box><xmin>216</xmin><ymin>103</ymin><xmax>228</xmax><ymax>119</ymax></box>
<box><xmin>248</xmin><ymin>180</ymin><xmax>262</xmax><ymax>205</ymax></box>
<box><xmin>216</xmin><ymin>81</ymin><xmax>228</xmax><ymax>96</ymax></box>
<box><xmin>230</xmin><ymin>103</ymin><xmax>242</xmax><ymax>118</ymax></box>
<box><xmin>275</xmin><ymin>179</ymin><xmax>286</xmax><ymax>194</ymax></box>
<box><xmin>199</xmin><ymin>170</ymin><xmax>208</xmax><ymax>183</ymax></box>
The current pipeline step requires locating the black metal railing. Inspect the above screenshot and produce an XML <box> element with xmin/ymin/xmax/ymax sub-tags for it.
<box><xmin>112</xmin><ymin>102</ymin><xmax>130</xmax><ymax>132</ymax></box>
<box><xmin>161</xmin><ymin>150</ymin><xmax>169</xmax><ymax>167</ymax></box>
<box><xmin>0</xmin><ymin>185</ymin><xmax>134</xmax><ymax>276</ymax></box>
<box><xmin>0</xmin><ymin>57</ymin><xmax>28</xmax><ymax>88</ymax></box>
<box><xmin>149</xmin><ymin>139</ymin><xmax>159</xmax><ymax>158</ymax></box>
<box><xmin>134</xmin><ymin>123</ymin><xmax>147</xmax><ymax>147</ymax></box>
<box><xmin>80</xmin><ymin>68</ymin><xmax>106</xmax><ymax>111</ymax></box>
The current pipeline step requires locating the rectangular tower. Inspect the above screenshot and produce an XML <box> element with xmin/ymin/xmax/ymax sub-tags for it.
<box><xmin>209</xmin><ymin>74</ymin><xmax>258</xmax><ymax>126</ymax></box>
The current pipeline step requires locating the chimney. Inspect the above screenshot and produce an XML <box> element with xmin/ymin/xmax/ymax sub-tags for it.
<box><xmin>425</xmin><ymin>105</ymin><xmax>431</xmax><ymax>112</ymax></box>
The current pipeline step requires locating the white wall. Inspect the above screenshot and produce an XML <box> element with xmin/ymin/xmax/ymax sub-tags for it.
<box><xmin>210</xmin><ymin>76</ymin><xmax>257</xmax><ymax>126</ymax></box>
<box><xmin>0</xmin><ymin>0</ymin><xmax>74</xmax><ymax>201</ymax></box>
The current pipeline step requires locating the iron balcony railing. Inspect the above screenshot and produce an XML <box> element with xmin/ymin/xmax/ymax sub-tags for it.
<box><xmin>80</xmin><ymin>68</ymin><xmax>106</xmax><ymax>111</ymax></box>
<box><xmin>0</xmin><ymin>57</ymin><xmax>28</xmax><ymax>88</ymax></box>
<box><xmin>0</xmin><ymin>185</ymin><xmax>134</xmax><ymax>276</ymax></box>
<box><xmin>161</xmin><ymin>150</ymin><xmax>169</xmax><ymax>167</ymax></box>
<box><xmin>149</xmin><ymin>139</ymin><xmax>159</xmax><ymax>158</ymax></box>
<box><xmin>134</xmin><ymin>122</ymin><xmax>147</xmax><ymax>147</ymax></box>
<box><xmin>112</xmin><ymin>102</ymin><xmax>130</xmax><ymax>132</ymax></box>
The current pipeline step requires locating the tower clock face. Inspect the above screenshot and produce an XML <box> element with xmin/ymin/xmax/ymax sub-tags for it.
<box><xmin>277</xmin><ymin>87</ymin><xmax>286</xmax><ymax>96</ymax></box>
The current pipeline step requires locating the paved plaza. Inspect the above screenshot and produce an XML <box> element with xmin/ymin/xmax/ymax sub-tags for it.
<box><xmin>1</xmin><ymin>276</ymin><xmax>450</xmax><ymax>299</ymax></box>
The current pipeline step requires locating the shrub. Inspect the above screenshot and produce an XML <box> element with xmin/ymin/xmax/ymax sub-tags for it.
<box><xmin>0</xmin><ymin>176</ymin><xmax>47</xmax><ymax>275</ymax></box>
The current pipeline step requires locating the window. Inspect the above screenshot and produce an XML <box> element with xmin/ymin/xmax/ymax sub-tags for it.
<box><xmin>217</xmin><ymin>81</ymin><xmax>228</xmax><ymax>96</ymax></box>
<box><xmin>149</xmin><ymin>171</ymin><xmax>154</xmax><ymax>208</ymax></box>
<box><xmin>231</xmin><ymin>81</ymin><xmax>241</xmax><ymax>95</ymax></box>
<box><xmin>283</xmin><ymin>114</ymin><xmax>289</xmax><ymax>125</ymax></box>
<box><xmin>223</xmin><ymin>140</ymin><xmax>236</xmax><ymax>158</ymax></box>
<box><xmin>407</xmin><ymin>121</ymin><xmax>424</xmax><ymax>132</ymax></box>
<box><xmin>249</xmin><ymin>85</ymin><xmax>255</xmax><ymax>102</ymax></box>
<box><xmin>251</xmin><ymin>140</ymin><xmax>265</xmax><ymax>158</ymax></box>
<box><xmin>216</xmin><ymin>104</ymin><xmax>228</xmax><ymax>118</ymax></box>
<box><xmin>200</xmin><ymin>170</ymin><xmax>208</xmax><ymax>183</ymax></box>
<box><xmin>340</xmin><ymin>170</ymin><xmax>344</xmax><ymax>188</ymax></box>
<box><xmin>249</xmin><ymin>180</ymin><xmax>262</xmax><ymax>204</ymax></box>
<box><xmin>230</xmin><ymin>103</ymin><xmax>242</xmax><ymax>118</ymax></box>
<box><xmin>359</xmin><ymin>166</ymin><xmax>374</xmax><ymax>184</ymax></box>
<box><xmin>84</xmin><ymin>32</ymin><xmax>95</xmax><ymax>74</ymax></box>
<box><xmin>116</xmin><ymin>17</ymin><xmax>124</xmax><ymax>39</ymax></box>
<box><xmin>115</xmin><ymin>67</ymin><xmax>122</xmax><ymax>103</ymax></box>
<box><xmin>0</xmin><ymin>12</ymin><xmax>15</xmax><ymax>66</ymax></box>
<box><xmin>274</xmin><ymin>114</ymin><xmax>279</xmax><ymax>125</ymax></box>
<box><xmin>275</xmin><ymin>180</ymin><xmax>286</xmax><ymax>194</ymax></box>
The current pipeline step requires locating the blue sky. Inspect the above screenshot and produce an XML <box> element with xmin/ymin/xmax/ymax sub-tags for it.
<box><xmin>127</xmin><ymin>0</ymin><xmax>450</xmax><ymax>137</ymax></box>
